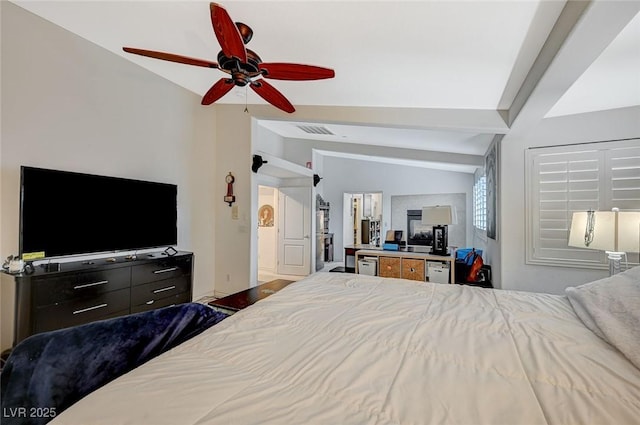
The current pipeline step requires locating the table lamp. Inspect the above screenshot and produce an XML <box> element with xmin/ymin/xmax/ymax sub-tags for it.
<box><xmin>422</xmin><ymin>205</ymin><xmax>457</xmax><ymax>255</ymax></box>
<box><xmin>568</xmin><ymin>208</ymin><xmax>640</xmax><ymax>275</ymax></box>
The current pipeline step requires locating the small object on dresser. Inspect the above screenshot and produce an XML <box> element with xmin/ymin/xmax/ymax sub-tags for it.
<box><xmin>9</xmin><ymin>258</ymin><xmax>24</xmax><ymax>274</ymax></box>
<box><xmin>383</xmin><ymin>229</ymin><xmax>404</xmax><ymax>251</ymax></box>
<box><xmin>2</xmin><ymin>255</ymin><xmax>24</xmax><ymax>274</ymax></box>
<box><xmin>42</xmin><ymin>262</ymin><xmax>60</xmax><ymax>272</ymax></box>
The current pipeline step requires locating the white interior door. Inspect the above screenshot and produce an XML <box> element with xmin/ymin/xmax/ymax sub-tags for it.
<box><xmin>277</xmin><ymin>187</ymin><xmax>311</xmax><ymax>276</ymax></box>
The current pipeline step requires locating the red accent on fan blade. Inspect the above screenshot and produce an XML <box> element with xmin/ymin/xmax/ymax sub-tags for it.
<box><xmin>123</xmin><ymin>47</ymin><xmax>218</xmax><ymax>68</ymax></box>
<box><xmin>259</xmin><ymin>63</ymin><xmax>335</xmax><ymax>81</ymax></box>
<box><xmin>201</xmin><ymin>78</ymin><xmax>235</xmax><ymax>105</ymax></box>
<box><xmin>210</xmin><ymin>3</ymin><xmax>247</xmax><ymax>63</ymax></box>
<box><xmin>250</xmin><ymin>80</ymin><xmax>295</xmax><ymax>113</ymax></box>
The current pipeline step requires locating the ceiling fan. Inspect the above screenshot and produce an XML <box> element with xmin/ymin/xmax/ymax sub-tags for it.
<box><xmin>123</xmin><ymin>2</ymin><xmax>335</xmax><ymax>113</ymax></box>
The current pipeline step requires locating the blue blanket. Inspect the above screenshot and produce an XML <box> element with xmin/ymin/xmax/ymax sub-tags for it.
<box><xmin>1</xmin><ymin>303</ymin><xmax>228</xmax><ymax>425</ymax></box>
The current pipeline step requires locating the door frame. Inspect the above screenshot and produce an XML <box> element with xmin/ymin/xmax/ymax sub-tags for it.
<box><xmin>343</xmin><ymin>192</ymin><xmax>384</xmax><ymax>248</ymax></box>
<box><xmin>250</xmin><ymin>159</ymin><xmax>315</xmax><ymax>288</ymax></box>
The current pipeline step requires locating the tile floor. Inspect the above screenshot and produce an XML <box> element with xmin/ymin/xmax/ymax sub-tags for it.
<box><xmin>258</xmin><ymin>261</ymin><xmax>342</xmax><ymax>284</ymax></box>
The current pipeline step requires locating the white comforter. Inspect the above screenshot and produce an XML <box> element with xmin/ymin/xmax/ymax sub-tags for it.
<box><xmin>53</xmin><ymin>273</ymin><xmax>640</xmax><ymax>425</ymax></box>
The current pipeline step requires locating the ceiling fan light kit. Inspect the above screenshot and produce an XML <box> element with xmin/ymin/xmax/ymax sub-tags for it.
<box><xmin>123</xmin><ymin>2</ymin><xmax>335</xmax><ymax>113</ymax></box>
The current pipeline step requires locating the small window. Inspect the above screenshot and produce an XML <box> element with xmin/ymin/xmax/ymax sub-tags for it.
<box><xmin>473</xmin><ymin>175</ymin><xmax>487</xmax><ymax>232</ymax></box>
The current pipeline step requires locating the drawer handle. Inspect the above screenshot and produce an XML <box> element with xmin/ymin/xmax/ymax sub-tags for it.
<box><xmin>146</xmin><ymin>300</ymin><xmax>155</xmax><ymax>305</ymax></box>
<box><xmin>410</xmin><ymin>268</ymin><xmax>416</xmax><ymax>273</ymax></box>
<box><xmin>73</xmin><ymin>303</ymin><xmax>108</xmax><ymax>315</ymax></box>
<box><xmin>153</xmin><ymin>267</ymin><xmax>178</xmax><ymax>274</ymax></box>
<box><xmin>74</xmin><ymin>280</ymin><xmax>108</xmax><ymax>290</ymax></box>
<box><xmin>153</xmin><ymin>285</ymin><xmax>176</xmax><ymax>294</ymax></box>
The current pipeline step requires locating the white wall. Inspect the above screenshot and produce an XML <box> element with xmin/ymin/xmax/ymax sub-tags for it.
<box><xmin>501</xmin><ymin>106</ymin><xmax>640</xmax><ymax>295</ymax></box>
<box><xmin>213</xmin><ymin>106</ymin><xmax>253</xmax><ymax>296</ymax></box>
<box><xmin>254</xmin><ymin>124</ymin><xmax>285</xmax><ymax>157</ymax></box>
<box><xmin>1</xmin><ymin>3</ymin><xmax>217</xmax><ymax>350</ymax></box>
<box><xmin>390</xmin><ymin>193</ymin><xmax>467</xmax><ymax>251</ymax></box>
<box><xmin>320</xmin><ymin>155</ymin><xmax>476</xmax><ymax>263</ymax></box>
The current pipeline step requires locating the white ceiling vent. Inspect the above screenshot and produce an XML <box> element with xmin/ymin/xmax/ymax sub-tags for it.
<box><xmin>296</xmin><ymin>125</ymin><xmax>334</xmax><ymax>135</ymax></box>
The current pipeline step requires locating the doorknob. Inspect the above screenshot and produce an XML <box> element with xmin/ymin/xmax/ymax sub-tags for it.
<box><xmin>304</xmin><ymin>235</ymin><xmax>310</xmax><ymax>239</ymax></box>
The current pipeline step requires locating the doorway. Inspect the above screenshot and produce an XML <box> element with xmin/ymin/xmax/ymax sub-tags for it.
<box><xmin>257</xmin><ymin>185</ymin><xmax>312</xmax><ymax>284</ymax></box>
<box><xmin>343</xmin><ymin>192</ymin><xmax>383</xmax><ymax>248</ymax></box>
<box><xmin>257</xmin><ymin>185</ymin><xmax>278</xmax><ymax>283</ymax></box>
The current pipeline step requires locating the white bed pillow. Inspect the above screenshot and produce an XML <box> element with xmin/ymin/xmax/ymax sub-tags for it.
<box><xmin>566</xmin><ymin>266</ymin><xmax>640</xmax><ymax>369</ymax></box>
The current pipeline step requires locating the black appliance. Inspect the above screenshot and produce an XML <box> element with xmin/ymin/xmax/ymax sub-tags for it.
<box><xmin>19</xmin><ymin>166</ymin><xmax>177</xmax><ymax>259</ymax></box>
<box><xmin>432</xmin><ymin>225</ymin><xmax>448</xmax><ymax>255</ymax></box>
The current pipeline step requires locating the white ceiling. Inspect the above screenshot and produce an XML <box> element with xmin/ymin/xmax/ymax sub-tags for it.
<box><xmin>545</xmin><ymin>9</ymin><xmax>640</xmax><ymax>117</ymax></box>
<box><xmin>11</xmin><ymin>0</ymin><xmax>640</xmax><ymax>172</ymax></box>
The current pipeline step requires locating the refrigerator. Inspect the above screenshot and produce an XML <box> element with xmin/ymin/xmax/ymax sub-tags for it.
<box><xmin>316</xmin><ymin>210</ymin><xmax>325</xmax><ymax>271</ymax></box>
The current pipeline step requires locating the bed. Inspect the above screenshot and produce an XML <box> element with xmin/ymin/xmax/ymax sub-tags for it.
<box><xmin>7</xmin><ymin>268</ymin><xmax>640</xmax><ymax>424</ymax></box>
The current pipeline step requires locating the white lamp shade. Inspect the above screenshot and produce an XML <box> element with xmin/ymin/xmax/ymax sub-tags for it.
<box><xmin>422</xmin><ymin>205</ymin><xmax>457</xmax><ymax>225</ymax></box>
<box><xmin>618</xmin><ymin>212</ymin><xmax>640</xmax><ymax>253</ymax></box>
<box><xmin>569</xmin><ymin>211</ymin><xmax>640</xmax><ymax>253</ymax></box>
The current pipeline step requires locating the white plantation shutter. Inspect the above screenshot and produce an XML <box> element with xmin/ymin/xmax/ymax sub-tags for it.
<box><xmin>526</xmin><ymin>139</ymin><xmax>640</xmax><ymax>269</ymax></box>
<box><xmin>608</xmin><ymin>145</ymin><xmax>640</xmax><ymax>210</ymax></box>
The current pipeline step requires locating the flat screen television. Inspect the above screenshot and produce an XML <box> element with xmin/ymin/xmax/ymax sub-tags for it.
<box><xmin>19</xmin><ymin>166</ymin><xmax>178</xmax><ymax>259</ymax></box>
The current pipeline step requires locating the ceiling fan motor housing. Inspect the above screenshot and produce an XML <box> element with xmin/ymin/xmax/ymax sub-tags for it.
<box><xmin>217</xmin><ymin>49</ymin><xmax>262</xmax><ymax>86</ymax></box>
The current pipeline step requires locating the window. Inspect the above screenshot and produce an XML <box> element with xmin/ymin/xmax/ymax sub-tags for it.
<box><xmin>473</xmin><ymin>174</ymin><xmax>487</xmax><ymax>232</ymax></box>
<box><xmin>526</xmin><ymin>139</ymin><xmax>640</xmax><ymax>268</ymax></box>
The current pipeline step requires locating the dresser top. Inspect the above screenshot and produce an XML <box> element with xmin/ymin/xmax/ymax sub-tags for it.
<box><xmin>5</xmin><ymin>251</ymin><xmax>192</xmax><ymax>279</ymax></box>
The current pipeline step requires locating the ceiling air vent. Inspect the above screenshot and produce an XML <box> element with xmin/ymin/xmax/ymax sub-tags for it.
<box><xmin>296</xmin><ymin>125</ymin><xmax>334</xmax><ymax>135</ymax></box>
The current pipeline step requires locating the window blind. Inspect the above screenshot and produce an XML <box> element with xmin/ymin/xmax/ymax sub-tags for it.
<box><xmin>526</xmin><ymin>139</ymin><xmax>640</xmax><ymax>268</ymax></box>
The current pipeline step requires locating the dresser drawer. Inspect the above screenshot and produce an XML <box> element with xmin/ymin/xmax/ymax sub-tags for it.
<box><xmin>132</xmin><ymin>255</ymin><xmax>192</xmax><ymax>286</ymax></box>
<box><xmin>131</xmin><ymin>275</ymin><xmax>191</xmax><ymax>306</ymax></box>
<box><xmin>131</xmin><ymin>291</ymin><xmax>191</xmax><ymax>314</ymax></box>
<box><xmin>401</xmin><ymin>258</ymin><xmax>425</xmax><ymax>282</ymax></box>
<box><xmin>33</xmin><ymin>267</ymin><xmax>131</xmax><ymax>307</ymax></box>
<box><xmin>379</xmin><ymin>257</ymin><xmax>401</xmax><ymax>278</ymax></box>
<box><xmin>34</xmin><ymin>287</ymin><xmax>130</xmax><ymax>333</ymax></box>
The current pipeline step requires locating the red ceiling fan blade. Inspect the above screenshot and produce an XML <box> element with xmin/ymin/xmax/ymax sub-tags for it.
<box><xmin>250</xmin><ymin>79</ymin><xmax>295</xmax><ymax>113</ymax></box>
<box><xmin>123</xmin><ymin>47</ymin><xmax>218</xmax><ymax>68</ymax></box>
<box><xmin>210</xmin><ymin>3</ymin><xmax>247</xmax><ymax>63</ymax></box>
<box><xmin>202</xmin><ymin>78</ymin><xmax>235</xmax><ymax>105</ymax></box>
<box><xmin>259</xmin><ymin>63</ymin><xmax>335</xmax><ymax>81</ymax></box>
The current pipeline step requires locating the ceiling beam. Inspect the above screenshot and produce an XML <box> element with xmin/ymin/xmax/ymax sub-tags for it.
<box><xmin>507</xmin><ymin>0</ymin><xmax>640</xmax><ymax>133</ymax></box>
<box><xmin>288</xmin><ymin>138</ymin><xmax>484</xmax><ymax>172</ymax></box>
<box><xmin>497</xmin><ymin>0</ymin><xmax>567</xmax><ymax>111</ymax></box>
<box><xmin>249</xmin><ymin>105</ymin><xmax>509</xmax><ymax>135</ymax></box>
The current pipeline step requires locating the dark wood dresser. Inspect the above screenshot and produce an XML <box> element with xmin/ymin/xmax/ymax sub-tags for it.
<box><xmin>7</xmin><ymin>251</ymin><xmax>193</xmax><ymax>346</ymax></box>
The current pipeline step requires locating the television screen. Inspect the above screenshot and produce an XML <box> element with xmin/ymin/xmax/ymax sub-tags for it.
<box><xmin>20</xmin><ymin>166</ymin><xmax>177</xmax><ymax>258</ymax></box>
